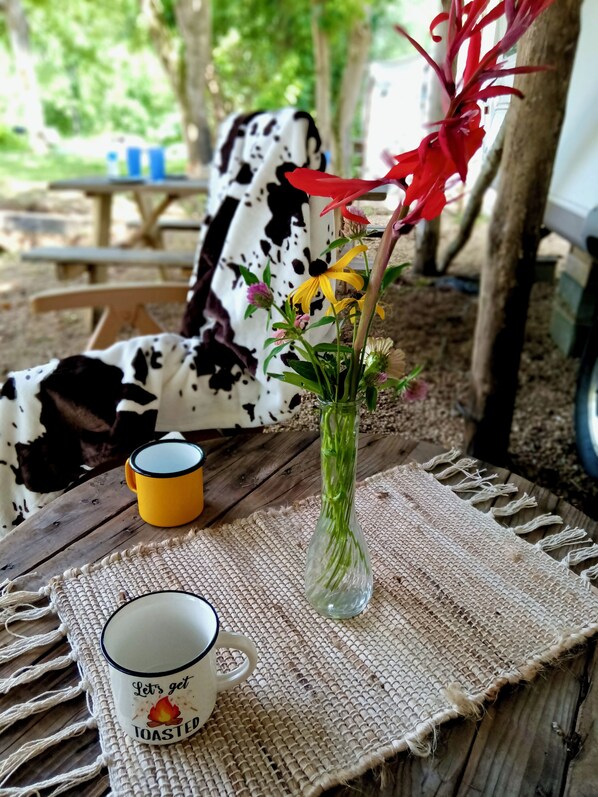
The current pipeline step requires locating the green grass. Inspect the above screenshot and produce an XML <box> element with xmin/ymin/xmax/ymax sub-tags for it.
<box><xmin>0</xmin><ymin>149</ymin><xmax>107</xmax><ymax>184</ymax></box>
<box><xmin>0</xmin><ymin>148</ymin><xmax>189</xmax><ymax>187</ymax></box>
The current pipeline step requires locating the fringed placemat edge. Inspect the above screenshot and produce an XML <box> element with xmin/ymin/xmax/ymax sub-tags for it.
<box><xmin>418</xmin><ymin>449</ymin><xmax>598</xmax><ymax>588</ymax></box>
<box><xmin>0</xmin><ymin>580</ymin><xmax>109</xmax><ymax>796</ymax></box>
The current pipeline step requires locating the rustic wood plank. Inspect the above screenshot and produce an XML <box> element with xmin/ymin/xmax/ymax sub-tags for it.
<box><xmin>128</xmin><ymin>193</ymin><xmax>172</xmax><ymax>253</ymax></box>
<box><xmin>127</xmin><ymin>217</ymin><xmax>202</xmax><ymax>232</ymax></box>
<box><xmin>0</xmin><ymin>435</ymin><xmax>233</xmax><ymax>587</ymax></box>
<box><xmin>0</xmin><ymin>433</ymin><xmax>317</xmax><ymax>590</ymax></box>
<box><xmin>327</xmin><ymin>719</ymin><xmax>478</xmax><ymax>797</ymax></box>
<box><xmin>90</xmin><ymin>194</ymin><xmax>112</xmax><ymax>295</ymax></box>
<box><xmin>564</xmin><ymin>641</ymin><xmax>598</xmax><ymax>797</ymax></box>
<box><xmin>48</xmin><ymin>177</ymin><xmax>209</xmax><ymax>196</ymax></box>
<box><xmin>455</xmin><ymin>655</ymin><xmax>587</xmax><ymax>796</ymax></box>
<box><xmin>22</xmin><ymin>246</ymin><xmax>195</xmax><ymax>268</ymax></box>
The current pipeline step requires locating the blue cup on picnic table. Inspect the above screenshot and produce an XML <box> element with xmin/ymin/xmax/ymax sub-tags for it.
<box><xmin>148</xmin><ymin>146</ymin><xmax>166</xmax><ymax>181</ymax></box>
<box><xmin>126</xmin><ymin>146</ymin><xmax>142</xmax><ymax>178</ymax></box>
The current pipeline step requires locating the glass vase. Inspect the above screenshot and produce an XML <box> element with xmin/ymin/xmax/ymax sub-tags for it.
<box><xmin>304</xmin><ymin>400</ymin><xmax>373</xmax><ymax>619</ymax></box>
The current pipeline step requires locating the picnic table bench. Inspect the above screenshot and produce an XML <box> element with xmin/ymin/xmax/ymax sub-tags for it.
<box><xmin>21</xmin><ymin>245</ymin><xmax>195</xmax><ymax>283</ymax></box>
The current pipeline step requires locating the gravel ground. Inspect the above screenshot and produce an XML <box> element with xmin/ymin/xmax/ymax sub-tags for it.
<box><xmin>1</xmin><ymin>194</ymin><xmax>596</xmax><ymax>521</ymax></box>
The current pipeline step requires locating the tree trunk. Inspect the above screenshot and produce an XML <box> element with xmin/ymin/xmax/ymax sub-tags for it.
<box><xmin>142</xmin><ymin>0</ymin><xmax>213</xmax><ymax>174</ymax></box>
<box><xmin>336</xmin><ymin>14</ymin><xmax>372</xmax><ymax>177</ymax></box>
<box><xmin>174</xmin><ymin>0</ymin><xmax>213</xmax><ymax>174</ymax></box>
<box><xmin>464</xmin><ymin>0</ymin><xmax>582</xmax><ymax>463</ymax></box>
<box><xmin>3</xmin><ymin>0</ymin><xmax>47</xmax><ymax>153</ymax></box>
<box><xmin>412</xmin><ymin>0</ymin><xmax>450</xmax><ymax>276</ymax></box>
<box><xmin>311</xmin><ymin>0</ymin><xmax>333</xmax><ymax>167</ymax></box>
<box><xmin>438</xmin><ymin>119</ymin><xmax>507</xmax><ymax>274</ymax></box>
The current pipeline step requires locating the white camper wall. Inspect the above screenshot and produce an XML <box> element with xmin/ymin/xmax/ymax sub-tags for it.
<box><xmin>545</xmin><ymin>0</ymin><xmax>598</xmax><ymax>249</ymax></box>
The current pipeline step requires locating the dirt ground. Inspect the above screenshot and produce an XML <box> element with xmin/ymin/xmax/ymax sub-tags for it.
<box><xmin>1</xmin><ymin>188</ymin><xmax>597</xmax><ymax>521</ymax></box>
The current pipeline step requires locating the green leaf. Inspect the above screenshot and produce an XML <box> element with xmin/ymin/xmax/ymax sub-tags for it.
<box><xmin>238</xmin><ymin>264</ymin><xmax>259</xmax><ymax>285</ymax></box>
<box><xmin>312</xmin><ymin>342</ymin><xmax>353</xmax><ymax>354</ymax></box>
<box><xmin>244</xmin><ymin>304</ymin><xmax>257</xmax><ymax>319</ymax></box>
<box><xmin>365</xmin><ymin>386</ymin><xmax>378</xmax><ymax>412</ymax></box>
<box><xmin>321</xmin><ymin>236</ymin><xmax>350</xmax><ymax>254</ymax></box>
<box><xmin>288</xmin><ymin>359</ymin><xmax>319</xmax><ymax>381</ymax></box>
<box><xmin>307</xmin><ymin>316</ymin><xmax>336</xmax><ymax>329</ymax></box>
<box><xmin>381</xmin><ymin>263</ymin><xmax>410</xmax><ymax>292</ymax></box>
<box><xmin>263</xmin><ymin>260</ymin><xmax>272</xmax><ymax>286</ymax></box>
<box><xmin>263</xmin><ymin>344</ymin><xmax>288</xmax><ymax>373</ymax></box>
<box><xmin>271</xmin><ymin>371</ymin><xmax>322</xmax><ymax>396</ymax></box>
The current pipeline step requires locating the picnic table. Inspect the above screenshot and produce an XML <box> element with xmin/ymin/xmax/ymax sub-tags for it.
<box><xmin>21</xmin><ymin>176</ymin><xmax>209</xmax><ymax>287</ymax></box>
<box><xmin>18</xmin><ymin>175</ymin><xmax>209</xmax><ymax>337</ymax></box>
<box><xmin>47</xmin><ymin>175</ymin><xmax>209</xmax><ymax>249</ymax></box>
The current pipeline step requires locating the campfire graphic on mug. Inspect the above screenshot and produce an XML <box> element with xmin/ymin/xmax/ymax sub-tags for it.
<box><xmin>147</xmin><ymin>696</ymin><xmax>183</xmax><ymax>728</ymax></box>
<box><xmin>101</xmin><ymin>591</ymin><xmax>258</xmax><ymax>745</ymax></box>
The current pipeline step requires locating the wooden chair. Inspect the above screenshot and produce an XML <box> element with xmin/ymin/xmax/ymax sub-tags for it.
<box><xmin>0</xmin><ymin>109</ymin><xmax>333</xmax><ymax>533</ymax></box>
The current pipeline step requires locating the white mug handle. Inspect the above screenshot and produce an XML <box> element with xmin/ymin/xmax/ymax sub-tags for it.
<box><xmin>214</xmin><ymin>630</ymin><xmax>258</xmax><ymax>692</ymax></box>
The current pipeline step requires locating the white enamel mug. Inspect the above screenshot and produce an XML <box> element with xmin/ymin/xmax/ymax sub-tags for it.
<box><xmin>100</xmin><ymin>591</ymin><xmax>258</xmax><ymax>745</ymax></box>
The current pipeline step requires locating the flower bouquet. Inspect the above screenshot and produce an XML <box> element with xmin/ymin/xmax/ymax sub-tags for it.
<box><xmin>245</xmin><ymin>0</ymin><xmax>556</xmax><ymax>619</ymax></box>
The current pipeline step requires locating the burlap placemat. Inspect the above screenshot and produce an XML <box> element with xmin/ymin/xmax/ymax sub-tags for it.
<box><xmin>3</xmin><ymin>459</ymin><xmax>598</xmax><ymax>795</ymax></box>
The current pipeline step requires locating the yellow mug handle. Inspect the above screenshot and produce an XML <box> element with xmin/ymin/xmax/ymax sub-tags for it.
<box><xmin>125</xmin><ymin>459</ymin><xmax>137</xmax><ymax>494</ymax></box>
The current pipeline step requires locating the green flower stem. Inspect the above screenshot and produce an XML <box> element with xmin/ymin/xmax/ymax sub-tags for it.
<box><xmin>351</xmin><ymin>203</ymin><xmax>407</xmax><ymax>395</ymax></box>
<box><xmin>317</xmin><ymin>402</ymin><xmax>368</xmax><ymax>591</ymax></box>
<box><xmin>301</xmin><ymin>338</ymin><xmax>333</xmax><ymax>398</ymax></box>
<box><xmin>270</xmin><ymin>303</ymin><xmax>332</xmax><ymax>399</ymax></box>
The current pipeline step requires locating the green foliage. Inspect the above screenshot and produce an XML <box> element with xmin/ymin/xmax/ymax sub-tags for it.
<box><xmin>1</xmin><ymin>0</ymin><xmax>176</xmax><ymax>140</ymax></box>
<box><xmin>0</xmin><ymin>126</ymin><xmax>30</xmax><ymax>152</ymax></box>
<box><xmin>0</xmin><ymin>0</ymin><xmax>420</xmax><ymax>166</ymax></box>
<box><xmin>0</xmin><ymin>150</ymin><xmax>106</xmax><ymax>182</ymax></box>
<box><xmin>212</xmin><ymin>0</ymin><xmax>314</xmax><ymax>113</ymax></box>
<box><xmin>371</xmin><ymin>0</ymin><xmax>441</xmax><ymax>61</ymax></box>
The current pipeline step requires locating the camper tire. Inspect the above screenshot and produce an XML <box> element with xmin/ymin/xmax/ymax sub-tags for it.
<box><xmin>575</xmin><ymin>320</ymin><xmax>598</xmax><ymax>478</ymax></box>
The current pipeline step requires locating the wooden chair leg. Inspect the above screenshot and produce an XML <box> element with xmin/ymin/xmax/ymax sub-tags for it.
<box><xmin>132</xmin><ymin>305</ymin><xmax>165</xmax><ymax>336</ymax></box>
<box><xmin>87</xmin><ymin>307</ymin><xmax>131</xmax><ymax>350</ymax></box>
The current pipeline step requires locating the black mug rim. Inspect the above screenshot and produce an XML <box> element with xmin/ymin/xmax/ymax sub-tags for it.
<box><xmin>129</xmin><ymin>440</ymin><xmax>206</xmax><ymax>479</ymax></box>
<box><xmin>100</xmin><ymin>590</ymin><xmax>219</xmax><ymax>678</ymax></box>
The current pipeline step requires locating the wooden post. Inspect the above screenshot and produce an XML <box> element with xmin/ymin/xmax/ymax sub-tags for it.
<box><xmin>91</xmin><ymin>194</ymin><xmax>112</xmax><ymax>284</ymax></box>
<box><xmin>464</xmin><ymin>0</ymin><xmax>582</xmax><ymax>463</ymax></box>
<box><xmin>89</xmin><ymin>194</ymin><xmax>113</xmax><ymax>327</ymax></box>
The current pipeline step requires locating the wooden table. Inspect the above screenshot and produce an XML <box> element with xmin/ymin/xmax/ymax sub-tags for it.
<box><xmin>0</xmin><ymin>431</ymin><xmax>596</xmax><ymax>796</ymax></box>
<box><xmin>48</xmin><ymin>176</ymin><xmax>209</xmax><ymax>250</ymax></box>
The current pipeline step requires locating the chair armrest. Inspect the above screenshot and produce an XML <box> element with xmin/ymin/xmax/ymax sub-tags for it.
<box><xmin>30</xmin><ymin>282</ymin><xmax>189</xmax><ymax>313</ymax></box>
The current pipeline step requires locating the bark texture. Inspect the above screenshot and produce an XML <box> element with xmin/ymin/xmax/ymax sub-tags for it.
<box><xmin>3</xmin><ymin>0</ymin><xmax>47</xmax><ymax>153</ymax></box>
<box><xmin>311</xmin><ymin>1</ymin><xmax>333</xmax><ymax>166</ymax></box>
<box><xmin>336</xmin><ymin>14</ymin><xmax>372</xmax><ymax>177</ymax></box>
<box><xmin>464</xmin><ymin>0</ymin><xmax>582</xmax><ymax>463</ymax></box>
<box><xmin>174</xmin><ymin>0</ymin><xmax>213</xmax><ymax>173</ymax></box>
<box><xmin>142</xmin><ymin>0</ymin><xmax>213</xmax><ymax>174</ymax></box>
<box><xmin>439</xmin><ymin>120</ymin><xmax>506</xmax><ymax>274</ymax></box>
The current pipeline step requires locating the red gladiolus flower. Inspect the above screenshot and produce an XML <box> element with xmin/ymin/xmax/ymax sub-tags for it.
<box><xmin>287</xmin><ymin>0</ymin><xmax>556</xmax><ymax>234</ymax></box>
<box><xmin>285</xmin><ymin>170</ymin><xmax>390</xmax><ymax>224</ymax></box>
<box><xmin>285</xmin><ymin>0</ymin><xmax>558</xmax><ymax>366</ymax></box>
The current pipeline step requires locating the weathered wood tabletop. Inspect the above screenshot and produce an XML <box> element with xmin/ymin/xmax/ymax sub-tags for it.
<box><xmin>48</xmin><ymin>175</ymin><xmax>210</xmax><ymax>250</ymax></box>
<box><xmin>0</xmin><ymin>431</ymin><xmax>596</xmax><ymax>796</ymax></box>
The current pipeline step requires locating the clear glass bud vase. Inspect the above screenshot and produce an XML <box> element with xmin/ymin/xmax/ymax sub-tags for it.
<box><xmin>305</xmin><ymin>400</ymin><xmax>373</xmax><ymax>619</ymax></box>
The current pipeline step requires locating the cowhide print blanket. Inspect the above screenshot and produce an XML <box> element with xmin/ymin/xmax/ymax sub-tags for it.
<box><xmin>0</xmin><ymin>109</ymin><xmax>333</xmax><ymax>534</ymax></box>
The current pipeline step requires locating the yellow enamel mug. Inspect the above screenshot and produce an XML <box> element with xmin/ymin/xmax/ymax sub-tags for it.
<box><xmin>125</xmin><ymin>440</ymin><xmax>206</xmax><ymax>527</ymax></box>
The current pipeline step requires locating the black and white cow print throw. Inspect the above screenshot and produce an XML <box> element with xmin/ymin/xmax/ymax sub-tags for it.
<box><xmin>0</xmin><ymin>109</ymin><xmax>333</xmax><ymax>533</ymax></box>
